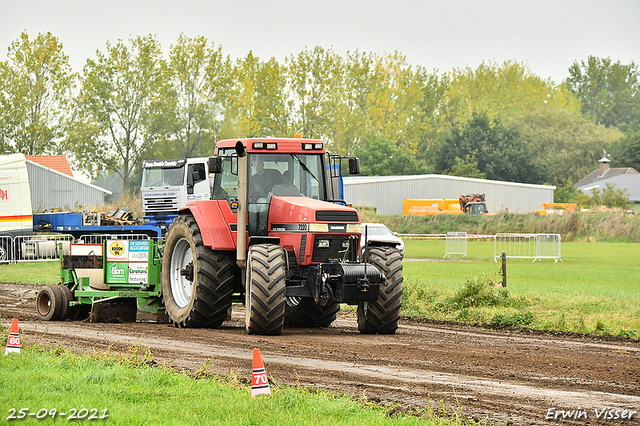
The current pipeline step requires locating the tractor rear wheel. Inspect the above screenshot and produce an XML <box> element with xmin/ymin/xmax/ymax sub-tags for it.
<box><xmin>245</xmin><ymin>244</ymin><xmax>286</xmax><ymax>335</ymax></box>
<box><xmin>285</xmin><ymin>299</ymin><xmax>340</xmax><ymax>328</ymax></box>
<box><xmin>162</xmin><ymin>215</ymin><xmax>235</xmax><ymax>328</ymax></box>
<box><xmin>36</xmin><ymin>285</ymin><xmax>64</xmax><ymax>321</ymax></box>
<box><xmin>357</xmin><ymin>247</ymin><xmax>403</xmax><ymax>334</ymax></box>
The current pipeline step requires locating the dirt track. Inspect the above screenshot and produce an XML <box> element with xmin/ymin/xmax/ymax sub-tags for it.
<box><xmin>1</xmin><ymin>281</ymin><xmax>639</xmax><ymax>425</ymax></box>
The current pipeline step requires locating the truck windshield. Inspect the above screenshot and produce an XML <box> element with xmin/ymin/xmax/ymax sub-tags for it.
<box><xmin>141</xmin><ymin>166</ymin><xmax>185</xmax><ymax>187</ymax></box>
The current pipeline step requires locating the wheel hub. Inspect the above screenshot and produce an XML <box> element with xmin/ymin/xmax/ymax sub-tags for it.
<box><xmin>170</xmin><ymin>238</ymin><xmax>194</xmax><ymax>308</ymax></box>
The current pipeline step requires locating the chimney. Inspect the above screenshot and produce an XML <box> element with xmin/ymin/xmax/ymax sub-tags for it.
<box><xmin>598</xmin><ymin>155</ymin><xmax>611</xmax><ymax>176</ymax></box>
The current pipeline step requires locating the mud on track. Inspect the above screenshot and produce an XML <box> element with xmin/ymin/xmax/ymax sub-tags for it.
<box><xmin>1</xmin><ymin>282</ymin><xmax>639</xmax><ymax>425</ymax></box>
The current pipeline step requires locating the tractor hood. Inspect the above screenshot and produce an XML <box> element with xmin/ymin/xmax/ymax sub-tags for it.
<box><xmin>268</xmin><ymin>196</ymin><xmax>360</xmax><ymax>225</ymax></box>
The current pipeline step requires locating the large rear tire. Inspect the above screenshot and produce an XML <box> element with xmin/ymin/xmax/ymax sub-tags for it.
<box><xmin>162</xmin><ymin>215</ymin><xmax>235</xmax><ymax>328</ymax></box>
<box><xmin>357</xmin><ymin>247</ymin><xmax>403</xmax><ymax>334</ymax></box>
<box><xmin>36</xmin><ymin>285</ymin><xmax>64</xmax><ymax>321</ymax></box>
<box><xmin>245</xmin><ymin>244</ymin><xmax>286</xmax><ymax>335</ymax></box>
<box><xmin>285</xmin><ymin>299</ymin><xmax>340</xmax><ymax>328</ymax></box>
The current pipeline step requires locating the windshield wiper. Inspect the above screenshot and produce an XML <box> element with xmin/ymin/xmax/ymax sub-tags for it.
<box><xmin>291</xmin><ymin>154</ymin><xmax>318</xmax><ymax>183</ymax></box>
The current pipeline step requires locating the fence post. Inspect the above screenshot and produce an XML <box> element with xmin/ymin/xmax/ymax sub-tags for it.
<box><xmin>501</xmin><ymin>251</ymin><xmax>507</xmax><ymax>287</ymax></box>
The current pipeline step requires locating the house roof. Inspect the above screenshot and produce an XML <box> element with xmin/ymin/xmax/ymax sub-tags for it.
<box><xmin>577</xmin><ymin>174</ymin><xmax>640</xmax><ymax>203</ymax></box>
<box><xmin>25</xmin><ymin>155</ymin><xmax>74</xmax><ymax>177</ymax></box>
<box><xmin>575</xmin><ymin>167</ymin><xmax>639</xmax><ymax>188</ymax></box>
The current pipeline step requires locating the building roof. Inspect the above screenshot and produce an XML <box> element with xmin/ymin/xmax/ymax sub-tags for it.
<box><xmin>575</xmin><ymin>167</ymin><xmax>639</xmax><ymax>188</ymax></box>
<box><xmin>577</xmin><ymin>174</ymin><xmax>640</xmax><ymax>203</ymax></box>
<box><xmin>25</xmin><ymin>155</ymin><xmax>74</xmax><ymax>177</ymax></box>
<box><xmin>344</xmin><ymin>174</ymin><xmax>554</xmax><ymax>190</ymax></box>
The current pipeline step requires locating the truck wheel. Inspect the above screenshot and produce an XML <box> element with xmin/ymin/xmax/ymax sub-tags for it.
<box><xmin>285</xmin><ymin>299</ymin><xmax>340</xmax><ymax>328</ymax></box>
<box><xmin>162</xmin><ymin>215</ymin><xmax>234</xmax><ymax>328</ymax></box>
<box><xmin>36</xmin><ymin>285</ymin><xmax>64</xmax><ymax>321</ymax></box>
<box><xmin>245</xmin><ymin>244</ymin><xmax>286</xmax><ymax>335</ymax></box>
<box><xmin>358</xmin><ymin>247</ymin><xmax>403</xmax><ymax>334</ymax></box>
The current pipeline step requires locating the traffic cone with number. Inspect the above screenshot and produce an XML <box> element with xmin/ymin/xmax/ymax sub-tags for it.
<box><xmin>251</xmin><ymin>348</ymin><xmax>271</xmax><ymax>397</ymax></box>
<box><xmin>4</xmin><ymin>318</ymin><xmax>20</xmax><ymax>355</ymax></box>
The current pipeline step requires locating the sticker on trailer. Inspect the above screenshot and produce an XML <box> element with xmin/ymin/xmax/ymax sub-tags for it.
<box><xmin>128</xmin><ymin>262</ymin><xmax>149</xmax><ymax>284</ymax></box>
<box><xmin>128</xmin><ymin>240</ymin><xmax>149</xmax><ymax>262</ymax></box>
<box><xmin>106</xmin><ymin>262</ymin><xmax>129</xmax><ymax>283</ymax></box>
<box><xmin>0</xmin><ymin>186</ymin><xmax>8</xmax><ymax>202</ymax></box>
<box><xmin>106</xmin><ymin>240</ymin><xmax>128</xmax><ymax>262</ymax></box>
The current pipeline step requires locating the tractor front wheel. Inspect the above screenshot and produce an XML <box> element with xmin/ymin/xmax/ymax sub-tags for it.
<box><xmin>357</xmin><ymin>247</ymin><xmax>403</xmax><ymax>334</ymax></box>
<box><xmin>245</xmin><ymin>244</ymin><xmax>286</xmax><ymax>335</ymax></box>
<box><xmin>162</xmin><ymin>215</ymin><xmax>235</xmax><ymax>328</ymax></box>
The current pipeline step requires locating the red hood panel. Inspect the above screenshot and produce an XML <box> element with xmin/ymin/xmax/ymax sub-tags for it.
<box><xmin>268</xmin><ymin>196</ymin><xmax>360</xmax><ymax>223</ymax></box>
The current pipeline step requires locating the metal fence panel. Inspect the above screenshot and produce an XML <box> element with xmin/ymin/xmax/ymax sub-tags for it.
<box><xmin>494</xmin><ymin>233</ymin><xmax>562</xmax><ymax>262</ymax></box>
<box><xmin>78</xmin><ymin>234</ymin><xmax>153</xmax><ymax>245</ymax></box>
<box><xmin>445</xmin><ymin>232</ymin><xmax>467</xmax><ymax>257</ymax></box>
<box><xmin>0</xmin><ymin>235</ymin><xmax>14</xmax><ymax>262</ymax></box>
<box><xmin>13</xmin><ymin>235</ymin><xmax>74</xmax><ymax>262</ymax></box>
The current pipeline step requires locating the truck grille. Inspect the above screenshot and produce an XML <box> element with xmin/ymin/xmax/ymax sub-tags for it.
<box><xmin>311</xmin><ymin>235</ymin><xmax>352</xmax><ymax>263</ymax></box>
<box><xmin>316</xmin><ymin>211</ymin><xmax>358</xmax><ymax>222</ymax></box>
<box><xmin>143</xmin><ymin>197</ymin><xmax>179</xmax><ymax>213</ymax></box>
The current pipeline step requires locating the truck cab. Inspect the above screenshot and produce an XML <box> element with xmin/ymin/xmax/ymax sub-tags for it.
<box><xmin>140</xmin><ymin>158</ymin><xmax>211</xmax><ymax>231</ymax></box>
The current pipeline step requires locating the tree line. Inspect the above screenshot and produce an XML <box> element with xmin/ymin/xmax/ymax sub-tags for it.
<box><xmin>1</xmin><ymin>31</ymin><xmax>639</xmax><ymax>194</ymax></box>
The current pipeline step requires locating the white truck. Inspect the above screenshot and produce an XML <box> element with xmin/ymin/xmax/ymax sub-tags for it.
<box><xmin>140</xmin><ymin>158</ymin><xmax>211</xmax><ymax>231</ymax></box>
<box><xmin>0</xmin><ymin>154</ymin><xmax>34</xmax><ymax>260</ymax></box>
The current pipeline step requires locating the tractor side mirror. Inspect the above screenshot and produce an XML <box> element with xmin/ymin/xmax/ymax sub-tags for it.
<box><xmin>208</xmin><ymin>156</ymin><xmax>222</xmax><ymax>174</ymax></box>
<box><xmin>349</xmin><ymin>157</ymin><xmax>360</xmax><ymax>175</ymax></box>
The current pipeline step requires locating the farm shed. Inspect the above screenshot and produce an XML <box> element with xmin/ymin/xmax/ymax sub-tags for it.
<box><xmin>25</xmin><ymin>157</ymin><xmax>111</xmax><ymax>211</ymax></box>
<box><xmin>343</xmin><ymin>174</ymin><xmax>555</xmax><ymax>215</ymax></box>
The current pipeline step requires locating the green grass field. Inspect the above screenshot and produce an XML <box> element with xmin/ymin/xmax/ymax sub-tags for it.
<box><xmin>0</xmin><ymin>347</ymin><xmax>450</xmax><ymax>426</ymax></box>
<box><xmin>401</xmin><ymin>240</ymin><xmax>640</xmax><ymax>338</ymax></box>
<box><xmin>0</xmin><ymin>240</ymin><xmax>638</xmax><ymax>338</ymax></box>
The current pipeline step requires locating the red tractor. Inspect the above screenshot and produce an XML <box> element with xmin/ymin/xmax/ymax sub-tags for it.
<box><xmin>161</xmin><ymin>137</ymin><xmax>403</xmax><ymax>335</ymax></box>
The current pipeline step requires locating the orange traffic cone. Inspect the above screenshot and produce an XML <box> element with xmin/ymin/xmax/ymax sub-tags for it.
<box><xmin>4</xmin><ymin>318</ymin><xmax>20</xmax><ymax>355</ymax></box>
<box><xmin>251</xmin><ymin>348</ymin><xmax>271</xmax><ymax>397</ymax></box>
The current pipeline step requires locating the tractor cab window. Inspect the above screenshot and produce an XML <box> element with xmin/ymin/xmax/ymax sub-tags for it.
<box><xmin>247</xmin><ymin>152</ymin><xmax>326</xmax><ymax>235</ymax></box>
<box><xmin>211</xmin><ymin>150</ymin><xmax>238</xmax><ymax>201</ymax></box>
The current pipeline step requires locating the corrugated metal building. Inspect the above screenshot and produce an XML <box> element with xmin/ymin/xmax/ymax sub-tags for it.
<box><xmin>343</xmin><ymin>175</ymin><xmax>555</xmax><ymax>215</ymax></box>
<box><xmin>25</xmin><ymin>160</ymin><xmax>112</xmax><ymax>211</ymax></box>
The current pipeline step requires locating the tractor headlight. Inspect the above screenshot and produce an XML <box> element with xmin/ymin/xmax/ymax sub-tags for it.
<box><xmin>317</xmin><ymin>239</ymin><xmax>330</xmax><ymax>248</ymax></box>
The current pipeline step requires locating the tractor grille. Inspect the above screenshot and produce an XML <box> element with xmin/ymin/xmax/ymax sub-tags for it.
<box><xmin>143</xmin><ymin>196</ymin><xmax>179</xmax><ymax>213</ymax></box>
<box><xmin>315</xmin><ymin>210</ymin><xmax>358</xmax><ymax>222</ymax></box>
<box><xmin>311</xmin><ymin>234</ymin><xmax>352</xmax><ymax>263</ymax></box>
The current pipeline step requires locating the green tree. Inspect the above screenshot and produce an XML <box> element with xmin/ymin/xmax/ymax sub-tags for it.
<box><xmin>72</xmin><ymin>35</ymin><xmax>171</xmax><ymax>193</ymax></box>
<box><xmin>435</xmin><ymin>112</ymin><xmax>540</xmax><ymax>183</ymax></box>
<box><xmin>286</xmin><ymin>46</ymin><xmax>342</xmax><ymax>139</ymax></box>
<box><xmin>354</xmin><ymin>134</ymin><xmax>429</xmax><ymax>176</ymax></box>
<box><xmin>0</xmin><ymin>32</ymin><xmax>75</xmax><ymax>154</ymax></box>
<box><xmin>516</xmin><ymin>108</ymin><xmax>623</xmax><ymax>183</ymax></box>
<box><xmin>222</xmin><ymin>53</ymin><xmax>288</xmax><ymax>138</ymax></box>
<box><xmin>160</xmin><ymin>34</ymin><xmax>230</xmax><ymax>159</ymax></box>
<box><xmin>566</xmin><ymin>56</ymin><xmax>640</xmax><ymax>132</ymax></box>
<box><xmin>448</xmin><ymin>155</ymin><xmax>485</xmax><ymax>179</ymax></box>
<box><xmin>581</xmin><ymin>182</ymin><xmax>631</xmax><ymax>209</ymax></box>
<box><xmin>608</xmin><ymin>130</ymin><xmax>640</xmax><ymax>171</ymax></box>
<box><xmin>553</xmin><ymin>177</ymin><xmax>579</xmax><ymax>203</ymax></box>
<box><xmin>441</xmin><ymin>61</ymin><xmax>580</xmax><ymax>127</ymax></box>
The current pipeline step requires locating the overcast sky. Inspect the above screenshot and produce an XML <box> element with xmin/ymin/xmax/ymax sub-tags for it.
<box><xmin>1</xmin><ymin>0</ymin><xmax>639</xmax><ymax>84</ymax></box>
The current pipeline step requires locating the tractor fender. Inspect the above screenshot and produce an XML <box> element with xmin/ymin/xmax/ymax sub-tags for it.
<box><xmin>181</xmin><ymin>201</ymin><xmax>237</xmax><ymax>251</ymax></box>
